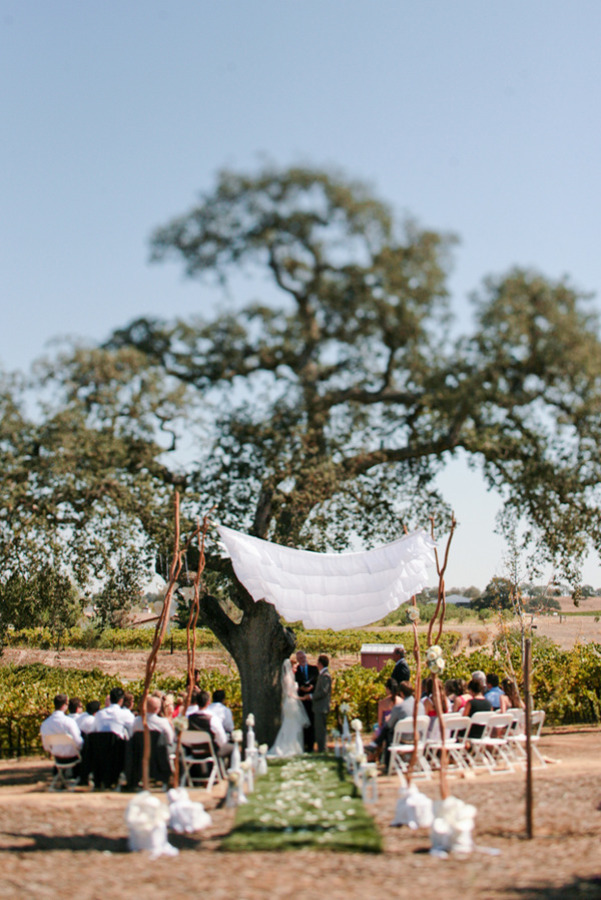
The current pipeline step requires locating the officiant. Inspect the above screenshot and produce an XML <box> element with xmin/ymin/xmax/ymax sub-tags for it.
<box><xmin>294</xmin><ymin>650</ymin><xmax>318</xmax><ymax>752</ymax></box>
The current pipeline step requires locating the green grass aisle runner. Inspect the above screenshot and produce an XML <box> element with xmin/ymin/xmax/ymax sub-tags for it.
<box><xmin>221</xmin><ymin>755</ymin><xmax>382</xmax><ymax>852</ymax></box>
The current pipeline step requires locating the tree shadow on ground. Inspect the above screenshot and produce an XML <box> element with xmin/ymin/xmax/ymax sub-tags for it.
<box><xmin>511</xmin><ymin>876</ymin><xmax>601</xmax><ymax>899</ymax></box>
<box><xmin>0</xmin><ymin>832</ymin><xmax>202</xmax><ymax>853</ymax></box>
<box><xmin>0</xmin><ymin>763</ymin><xmax>51</xmax><ymax>788</ymax></box>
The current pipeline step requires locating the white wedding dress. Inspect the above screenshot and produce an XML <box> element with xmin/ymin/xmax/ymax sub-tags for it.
<box><xmin>267</xmin><ymin>660</ymin><xmax>310</xmax><ymax>758</ymax></box>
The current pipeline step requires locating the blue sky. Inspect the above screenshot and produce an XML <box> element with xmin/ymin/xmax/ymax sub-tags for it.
<box><xmin>2</xmin><ymin>1</ymin><xmax>600</xmax><ymax>588</ymax></box>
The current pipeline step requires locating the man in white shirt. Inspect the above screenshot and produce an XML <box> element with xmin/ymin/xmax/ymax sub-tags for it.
<box><xmin>40</xmin><ymin>694</ymin><xmax>84</xmax><ymax>760</ymax></box>
<box><xmin>133</xmin><ymin>696</ymin><xmax>175</xmax><ymax>745</ymax></box>
<box><xmin>207</xmin><ymin>689</ymin><xmax>234</xmax><ymax>738</ymax></box>
<box><xmin>92</xmin><ymin>687</ymin><xmax>134</xmax><ymax>739</ymax></box>
<box><xmin>78</xmin><ymin>700</ymin><xmax>101</xmax><ymax>735</ymax></box>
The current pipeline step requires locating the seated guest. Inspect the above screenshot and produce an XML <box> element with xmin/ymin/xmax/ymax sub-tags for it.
<box><xmin>78</xmin><ymin>700</ymin><xmax>101</xmax><ymax>735</ymax></box>
<box><xmin>444</xmin><ymin>679</ymin><xmax>458</xmax><ymax>708</ymax></box>
<box><xmin>422</xmin><ymin>677</ymin><xmax>448</xmax><ymax>717</ymax></box>
<box><xmin>68</xmin><ymin>697</ymin><xmax>85</xmax><ymax>727</ymax></box>
<box><xmin>500</xmin><ymin>677</ymin><xmax>525</xmax><ymax>712</ymax></box>
<box><xmin>471</xmin><ymin>670</ymin><xmax>487</xmax><ymax>691</ymax></box>
<box><xmin>40</xmin><ymin>694</ymin><xmax>84</xmax><ymax>761</ymax></box>
<box><xmin>451</xmin><ymin>679</ymin><xmax>472</xmax><ymax>712</ymax></box>
<box><xmin>92</xmin><ymin>687</ymin><xmax>134</xmax><ymax>739</ymax></box>
<box><xmin>484</xmin><ymin>673</ymin><xmax>505</xmax><ymax>710</ymax></box>
<box><xmin>185</xmin><ymin>688</ymin><xmax>202</xmax><ymax>717</ymax></box>
<box><xmin>188</xmin><ymin>689</ymin><xmax>234</xmax><ymax>761</ymax></box>
<box><xmin>207</xmin><ymin>689</ymin><xmax>234</xmax><ymax>737</ymax></box>
<box><xmin>387</xmin><ymin>681</ymin><xmax>426</xmax><ymax>732</ymax></box>
<box><xmin>133</xmin><ymin>696</ymin><xmax>175</xmax><ymax>745</ymax></box>
<box><xmin>172</xmin><ymin>692</ymin><xmax>187</xmax><ymax>719</ymax></box>
<box><xmin>160</xmin><ymin>693</ymin><xmax>175</xmax><ymax>720</ymax></box>
<box><xmin>464</xmin><ymin>678</ymin><xmax>492</xmax><ymax>739</ymax></box>
<box><xmin>376</xmin><ymin>678</ymin><xmax>398</xmax><ymax>730</ymax></box>
<box><xmin>367</xmin><ymin>681</ymin><xmax>425</xmax><ymax>763</ymax></box>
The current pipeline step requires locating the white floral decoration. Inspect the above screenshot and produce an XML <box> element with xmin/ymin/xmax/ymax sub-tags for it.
<box><xmin>173</xmin><ymin>715</ymin><xmax>188</xmax><ymax>733</ymax></box>
<box><xmin>407</xmin><ymin>606</ymin><xmax>420</xmax><ymax>623</ymax></box>
<box><xmin>246</xmin><ymin>713</ymin><xmax>255</xmax><ymax>727</ymax></box>
<box><xmin>429</xmin><ymin>656</ymin><xmax>446</xmax><ymax>675</ymax></box>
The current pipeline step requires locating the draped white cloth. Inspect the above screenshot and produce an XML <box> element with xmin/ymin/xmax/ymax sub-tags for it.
<box><xmin>217</xmin><ymin>525</ymin><xmax>436</xmax><ymax>630</ymax></box>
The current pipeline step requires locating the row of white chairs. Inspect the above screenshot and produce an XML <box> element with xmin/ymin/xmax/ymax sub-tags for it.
<box><xmin>388</xmin><ymin>709</ymin><xmax>546</xmax><ymax>783</ymax></box>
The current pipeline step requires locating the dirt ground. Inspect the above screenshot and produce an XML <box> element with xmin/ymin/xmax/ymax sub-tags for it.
<box><xmin>0</xmin><ymin>729</ymin><xmax>600</xmax><ymax>900</ymax></box>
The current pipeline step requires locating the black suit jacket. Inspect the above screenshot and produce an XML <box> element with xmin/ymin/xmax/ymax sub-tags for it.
<box><xmin>392</xmin><ymin>658</ymin><xmax>411</xmax><ymax>684</ymax></box>
<box><xmin>295</xmin><ymin>663</ymin><xmax>318</xmax><ymax>700</ymax></box>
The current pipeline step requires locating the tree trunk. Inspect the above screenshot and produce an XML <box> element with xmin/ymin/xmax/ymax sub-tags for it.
<box><xmin>199</xmin><ymin>586</ymin><xmax>296</xmax><ymax>745</ymax></box>
<box><xmin>229</xmin><ymin>601</ymin><xmax>296</xmax><ymax>745</ymax></box>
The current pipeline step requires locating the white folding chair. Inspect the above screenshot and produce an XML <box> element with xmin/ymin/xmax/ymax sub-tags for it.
<box><xmin>507</xmin><ymin>709</ymin><xmax>547</xmax><ymax>767</ymax></box>
<box><xmin>44</xmin><ymin>734</ymin><xmax>82</xmax><ymax>791</ymax></box>
<box><xmin>465</xmin><ymin>711</ymin><xmax>495</xmax><ymax>771</ymax></box>
<box><xmin>468</xmin><ymin>713</ymin><xmax>514</xmax><ymax>774</ymax></box>
<box><xmin>180</xmin><ymin>731</ymin><xmax>224</xmax><ymax>790</ymax></box>
<box><xmin>388</xmin><ymin>715</ymin><xmax>431</xmax><ymax>783</ymax></box>
<box><xmin>425</xmin><ymin>714</ymin><xmax>472</xmax><ymax>774</ymax></box>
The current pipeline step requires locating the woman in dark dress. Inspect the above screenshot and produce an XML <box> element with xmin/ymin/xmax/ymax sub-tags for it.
<box><xmin>464</xmin><ymin>678</ymin><xmax>492</xmax><ymax>739</ymax></box>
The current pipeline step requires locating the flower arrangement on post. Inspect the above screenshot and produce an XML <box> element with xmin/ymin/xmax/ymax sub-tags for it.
<box><xmin>240</xmin><ymin>758</ymin><xmax>254</xmax><ymax>794</ymax></box>
<box><xmin>225</xmin><ymin>768</ymin><xmax>247</xmax><ymax>807</ymax></box>
<box><xmin>231</xmin><ymin>729</ymin><xmax>243</xmax><ymax>772</ymax></box>
<box><xmin>350</xmin><ymin>717</ymin><xmax>363</xmax><ymax>756</ymax></box>
<box><xmin>256</xmin><ymin>743</ymin><xmax>269</xmax><ymax>776</ymax></box>
<box><xmin>339</xmin><ymin>702</ymin><xmax>351</xmax><ymax>743</ymax></box>
<box><xmin>361</xmin><ymin>762</ymin><xmax>379</xmax><ymax>804</ymax></box>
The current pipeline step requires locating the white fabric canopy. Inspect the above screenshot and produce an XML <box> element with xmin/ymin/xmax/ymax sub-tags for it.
<box><xmin>217</xmin><ymin>525</ymin><xmax>436</xmax><ymax>630</ymax></box>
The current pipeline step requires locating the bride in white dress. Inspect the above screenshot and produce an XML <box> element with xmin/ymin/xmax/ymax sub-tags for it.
<box><xmin>268</xmin><ymin>659</ymin><xmax>310</xmax><ymax>757</ymax></box>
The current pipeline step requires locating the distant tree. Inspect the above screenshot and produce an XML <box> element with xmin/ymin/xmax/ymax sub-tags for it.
<box><xmin>524</xmin><ymin>595</ymin><xmax>561</xmax><ymax>614</ymax></box>
<box><xmin>472</xmin><ymin>577</ymin><xmax>516</xmax><ymax>612</ymax></box>
<box><xmin>447</xmin><ymin>585</ymin><xmax>480</xmax><ymax>599</ymax></box>
<box><xmin>0</xmin><ymin>565</ymin><xmax>82</xmax><ymax>649</ymax></box>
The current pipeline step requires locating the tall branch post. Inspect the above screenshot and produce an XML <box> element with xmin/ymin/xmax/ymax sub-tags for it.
<box><xmin>172</xmin><ymin>509</ymin><xmax>213</xmax><ymax>786</ymax></box>
<box><xmin>139</xmin><ymin>491</ymin><xmax>202</xmax><ymax>790</ymax></box>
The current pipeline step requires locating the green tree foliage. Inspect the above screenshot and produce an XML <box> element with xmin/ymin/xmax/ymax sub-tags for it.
<box><xmin>93</xmin><ymin>555</ymin><xmax>144</xmax><ymax>630</ymax></box>
<box><xmin>0</xmin><ymin>566</ymin><xmax>82</xmax><ymax>649</ymax></box>
<box><xmin>4</xmin><ymin>164</ymin><xmax>601</xmax><ymax>741</ymax></box>
<box><xmin>0</xmin><ymin>353</ymin><xmax>190</xmax><ymax>632</ymax></box>
<box><xmin>472</xmin><ymin>576</ymin><xmax>516</xmax><ymax>612</ymax></box>
<box><xmin>524</xmin><ymin>595</ymin><xmax>561</xmax><ymax>613</ymax></box>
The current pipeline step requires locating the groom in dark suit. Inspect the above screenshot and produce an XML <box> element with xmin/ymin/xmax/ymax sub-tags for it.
<box><xmin>311</xmin><ymin>654</ymin><xmax>332</xmax><ymax>752</ymax></box>
<box><xmin>295</xmin><ymin>650</ymin><xmax>318</xmax><ymax>751</ymax></box>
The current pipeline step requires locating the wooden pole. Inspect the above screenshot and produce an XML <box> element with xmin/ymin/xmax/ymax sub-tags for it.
<box><xmin>524</xmin><ymin>637</ymin><xmax>534</xmax><ymax>839</ymax></box>
<box><xmin>407</xmin><ymin>596</ymin><xmax>422</xmax><ymax>786</ymax></box>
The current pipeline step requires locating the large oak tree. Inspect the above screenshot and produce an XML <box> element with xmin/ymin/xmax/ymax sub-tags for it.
<box><xmin>4</xmin><ymin>166</ymin><xmax>601</xmax><ymax>741</ymax></box>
